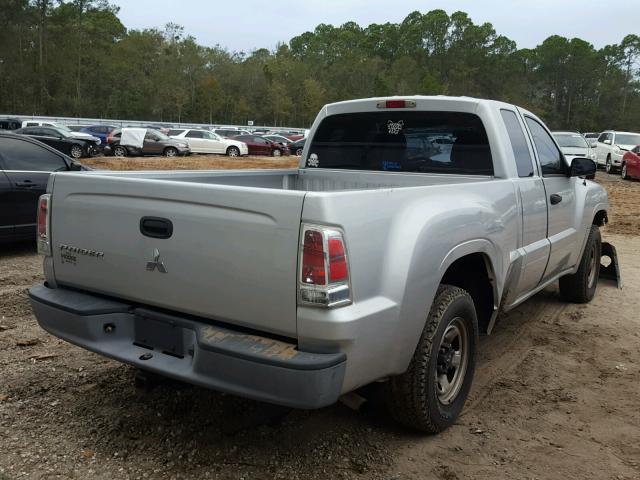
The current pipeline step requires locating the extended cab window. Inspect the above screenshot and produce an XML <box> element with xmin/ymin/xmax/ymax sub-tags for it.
<box><xmin>500</xmin><ymin>109</ymin><xmax>534</xmax><ymax>177</ymax></box>
<box><xmin>307</xmin><ymin>111</ymin><xmax>493</xmax><ymax>175</ymax></box>
<box><xmin>524</xmin><ymin>117</ymin><xmax>567</xmax><ymax>176</ymax></box>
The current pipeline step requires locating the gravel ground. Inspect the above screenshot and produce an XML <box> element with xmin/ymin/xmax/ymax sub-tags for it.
<box><xmin>0</xmin><ymin>169</ymin><xmax>638</xmax><ymax>480</ymax></box>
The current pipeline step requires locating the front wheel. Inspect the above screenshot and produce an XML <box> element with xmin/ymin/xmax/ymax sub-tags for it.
<box><xmin>559</xmin><ymin>225</ymin><xmax>601</xmax><ymax>303</ymax></box>
<box><xmin>386</xmin><ymin>285</ymin><xmax>478</xmax><ymax>433</ymax></box>
<box><xmin>295</xmin><ymin>147</ymin><xmax>303</xmax><ymax>156</ymax></box>
<box><xmin>605</xmin><ymin>156</ymin><xmax>613</xmax><ymax>174</ymax></box>
<box><xmin>164</xmin><ymin>147</ymin><xmax>178</xmax><ymax>157</ymax></box>
<box><xmin>70</xmin><ymin>144</ymin><xmax>83</xmax><ymax>159</ymax></box>
<box><xmin>273</xmin><ymin>149</ymin><xmax>282</xmax><ymax>157</ymax></box>
<box><xmin>226</xmin><ymin>146</ymin><xmax>240</xmax><ymax>157</ymax></box>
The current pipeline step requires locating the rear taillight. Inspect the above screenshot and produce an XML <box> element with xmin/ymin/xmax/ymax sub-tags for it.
<box><xmin>37</xmin><ymin>194</ymin><xmax>51</xmax><ymax>256</ymax></box>
<box><xmin>299</xmin><ymin>224</ymin><xmax>351</xmax><ymax>307</ymax></box>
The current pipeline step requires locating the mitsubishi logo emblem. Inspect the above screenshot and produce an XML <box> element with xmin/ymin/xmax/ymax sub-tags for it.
<box><xmin>146</xmin><ymin>248</ymin><xmax>167</xmax><ymax>273</ymax></box>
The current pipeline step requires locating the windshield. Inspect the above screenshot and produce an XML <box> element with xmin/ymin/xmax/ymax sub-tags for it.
<box><xmin>52</xmin><ymin>127</ymin><xmax>72</xmax><ymax>138</ymax></box>
<box><xmin>307</xmin><ymin>111</ymin><xmax>493</xmax><ymax>175</ymax></box>
<box><xmin>615</xmin><ymin>133</ymin><xmax>640</xmax><ymax>146</ymax></box>
<box><xmin>553</xmin><ymin>133</ymin><xmax>588</xmax><ymax>148</ymax></box>
<box><xmin>152</xmin><ymin>130</ymin><xmax>171</xmax><ymax>140</ymax></box>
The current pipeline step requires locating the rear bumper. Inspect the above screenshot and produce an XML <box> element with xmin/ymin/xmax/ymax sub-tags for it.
<box><xmin>29</xmin><ymin>283</ymin><xmax>346</xmax><ymax>409</ymax></box>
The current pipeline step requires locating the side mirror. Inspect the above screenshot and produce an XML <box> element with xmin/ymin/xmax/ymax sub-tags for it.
<box><xmin>569</xmin><ymin>157</ymin><xmax>596</xmax><ymax>179</ymax></box>
<box><xmin>603</xmin><ymin>139</ymin><xmax>611</xmax><ymax>145</ymax></box>
<box><xmin>69</xmin><ymin>162</ymin><xmax>83</xmax><ymax>171</ymax></box>
<box><xmin>590</xmin><ymin>141</ymin><xmax>597</xmax><ymax>148</ymax></box>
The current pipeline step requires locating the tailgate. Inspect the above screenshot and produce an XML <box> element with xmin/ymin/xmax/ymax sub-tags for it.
<box><xmin>49</xmin><ymin>174</ymin><xmax>305</xmax><ymax>337</ymax></box>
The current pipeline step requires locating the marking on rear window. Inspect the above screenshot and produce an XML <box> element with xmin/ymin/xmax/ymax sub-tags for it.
<box><xmin>387</xmin><ymin>120</ymin><xmax>404</xmax><ymax>134</ymax></box>
<box><xmin>308</xmin><ymin>153</ymin><xmax>319</xmax><ymax>167</ymax></box>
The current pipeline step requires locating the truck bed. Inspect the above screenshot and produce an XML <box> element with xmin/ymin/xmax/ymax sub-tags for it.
<box><xmin>46</xmin><ymin>168</ymin><xmax>493</xmax><ymax>338</ymax></box>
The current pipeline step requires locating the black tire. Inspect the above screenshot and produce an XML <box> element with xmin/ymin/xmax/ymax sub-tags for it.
<box><xmin>605</xmin><ymin>155</ymin><xmax>613</xmax><ymax>174</ymax></box>
<box><xmin>559</xmin><ymin>225</ymin><xmax>601</xmax><ymax>303</ymax></box>
<box><xmin>69</xmin><ymin>144</ymin><xmax>83</xmax><ymax>159</ymax></box>
<box><xmin>164</xmin><ymin>147</ymin><xmax>178</xmax><ymax>157</ymax></box>
<box><xmin>295</xmin><ymin>147</ymin><xmax>303</xmax><ymax>156</ymax></box>
<box><xmin>226</xmin><ymin>146</ymin><xmax>240</xmax><ymax>157</ymax></box>
<box><xmin>386</xmin><ymin>285</ymin><xmax>478</xmax><ymax>433</ymax></box>
<box><xmin>113</xmin><ymin>145</ymin><xmax>127</xmax><ymax>157</ymax></box>
<box><xmin>622</xmin><ymin>163</ymin><xmax>629</xmax><ymax>180</ymax></box>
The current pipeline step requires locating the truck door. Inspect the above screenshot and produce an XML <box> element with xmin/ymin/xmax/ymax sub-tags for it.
<box><xmin>500</xmin><ymin>109</ymin><xmax>549</xmax><ymax>303</ymax></box>
<box><xmin>0</xmin><ymin>169</ymin><xmax>14</xmax><ymax>240</ymax></box>
<box><xmin>523</xmin><ymin>116</ymin><xmax>579</xmax><ymax>282</ymax></box>
<box><xmin>0</xmin><ymin>136</ymin><xmax>67</xmax><ymax>237</ymax></box>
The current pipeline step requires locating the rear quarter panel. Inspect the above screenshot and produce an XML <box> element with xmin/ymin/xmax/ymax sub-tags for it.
<box><xmin>297</xmin><ymin>177</ymin><xmax>519</xmax><ymax>392</ymax></box>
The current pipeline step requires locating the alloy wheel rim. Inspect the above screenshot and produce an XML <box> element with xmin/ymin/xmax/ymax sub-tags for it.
<box><xmin>435</xmin><ymin>317</ymin><xmax>469</xmax><ymax>405</ymax></box>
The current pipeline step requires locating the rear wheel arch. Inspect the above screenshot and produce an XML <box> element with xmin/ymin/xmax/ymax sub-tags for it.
<box><xmin>439</xmin><ymin>252</ymin><xmax>497</xmax><ymax>335</ymax></box>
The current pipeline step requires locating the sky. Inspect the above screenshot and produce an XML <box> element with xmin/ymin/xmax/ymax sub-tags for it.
<box><xmin>110</xmin><ymin>0</ymin><xmax>637</xmax><ymax>52</ymax></box>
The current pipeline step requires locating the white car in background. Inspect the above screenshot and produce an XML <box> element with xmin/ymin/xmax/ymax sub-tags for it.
<box><xmin>20</xmin><ymin>120</ymin><xmax>101</xmax><ymax>144</ymax></box>
<box><xmin>595</xmin><ymin>130</ymin><xmax>640</xmax><ymax>173</ymax></box>
<box><xmin>168</xmin><ymin>128</ymin><xmax>248</xmax><ymax>156</ymax></box>
<box><xmin>552</xmin><ymin>131</ymin><xmax>597</xmax><ymax>162</ymax></box>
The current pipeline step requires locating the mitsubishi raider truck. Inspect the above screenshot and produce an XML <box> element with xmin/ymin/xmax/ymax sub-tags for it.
<box><xmin>29</xmin><ymin>96</ymin><xmax>619</xmax><ymax>433</ymax></box>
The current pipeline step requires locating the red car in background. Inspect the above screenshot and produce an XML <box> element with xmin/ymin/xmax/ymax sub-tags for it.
<box><xmin>232</xmin><ymin>134</ymin><xmax>290</xmax><ymax>156</ymax></box>
<box><xmin>622</xmin><ymin>146</ymin><xmax>640</xmax><ymax>180</ymax></box>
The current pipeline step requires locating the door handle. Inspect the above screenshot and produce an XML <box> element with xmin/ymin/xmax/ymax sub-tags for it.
<box><xmin>140</xmin><ymin>216</ymin><xmax>173</xmax><ymax>239</ymax></box>
<box><xmin>550</xmin><ymin>193</ymin><xmax>563</xmax><ymax>205</ymax></box>
<box><xmin>16</xmin><ymin>181</ymin><xmax>37</xmax><ymax>188</ymax></box>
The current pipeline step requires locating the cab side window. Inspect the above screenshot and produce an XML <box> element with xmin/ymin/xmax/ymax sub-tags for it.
<box><xmin>0</xmin><ymin>137</ymin><xmax>68</xmax><ymax>171</ymax></box>
<box><xmin>525</xmin><ymin>117</ymin><xmax>567</xmax><ymax>176</ymax></box>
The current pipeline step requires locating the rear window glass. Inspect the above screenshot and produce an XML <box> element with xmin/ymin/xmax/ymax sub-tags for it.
<box><xmin>306</xmin><ymin>111</ymin><xmax>493</xmax><ymax>175</ymax></box>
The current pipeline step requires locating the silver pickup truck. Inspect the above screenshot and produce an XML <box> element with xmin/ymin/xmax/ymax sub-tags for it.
<box><xmin>29</xmin><ymin>96</ymin><xmax>620</xmax><ymax>433</ymax></box>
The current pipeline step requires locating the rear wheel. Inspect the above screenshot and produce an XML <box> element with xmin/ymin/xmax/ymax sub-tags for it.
<box><xmin>164</xmin><ymin>147</ymin><xmax>178</xmax><ymax>157</ymax></box>
<box><xmin>226</xmin><ymin>146</ymin><xmax>240</xmax><ymax>157</ymax></box>
<box><xmin>113</xmin><ymin>145</ymin><xmax>127</xmax><ymax>157</ymax></box>
<box><xmin>559</xmin><ymin>225</ymin><xmax>601</xmax><ymax>303</ymax></box>
<box><xmin>70</xmin><ymin>144</ymin><xmax>83</xmax><ymax>159</ymax></box>
<box><xmin>386</xmin><ymin>285</ymin><xmax>478</xmax><ymax>433</ymax></box>
<box><xmin>622</xmin><ymin>163</ymin><xmax>629</xmax><ymax>180</ymax></box>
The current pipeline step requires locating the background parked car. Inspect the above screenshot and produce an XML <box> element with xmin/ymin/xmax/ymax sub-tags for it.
<box><xmin>106</xmin><ymin>128</ymin><xmax>190</xmax><ymax>157</ymax></box>
<box><xmin>14</xmin><ymin>126</ymin><xmax>98</xmax><ymax>159</ymax></box>
<box><xmin>0</xmin><ymin>118</ymin><xmax>22</xmax><ymax>130</ymax></box>
<box><xmin>0</xmin><ymin>132</ymin><xmax>85</xmax><ymax>243</ymax></box>
<box><xmin>66</xmin><ymin>125</ymin><xmax>90</xmax><ymax>132</ymax></box>
<box><xmin>583</xmin><ymin>132</ymin><xmax>600</xmax><ymax>146</ymax></box>
<box><xmin>552</xmin><ymin>131</ymin><xmax>597</xmax><ymax>162</ymax></box>
<box><xmin>595</xmin><ymin>130</ymin><xmax>640</xmax><ymax>173</ymax></box>
<box><xmin>621</xmin><ymin>146</ymin><xmax>640</xmax><ymax>180</ymax></box>
<box><xmin>264</xmin><ymin>134</ymin><xmax>294</xmax><ymax>146</ymax></box>
<box><xmin>20</xmin><ymin>120</ymin><xmax>101</xmax><ymax>144</ymax></box>
<box><xmin>231</xmin><ymin>134</ymin><xmax>290</xmax><ymax>156</ymax></box>
<box><xmin>289</xmin><ymin>137</ymin><xmax>306</xmax><ymax>156</ymax></box>
<box><xmin>212</xmin><ymin>128</ymin><xmax>251</xmax><ymax>138</ymax></box>
<box><xmin>80</xmin><ymin>125</ymin><xmax>117</xmax><ymax>143</ymax></box>
<box><xmin>168</xmin><ymin>129</ymin><xmax>248</xmax><ymax>156</ymax></box>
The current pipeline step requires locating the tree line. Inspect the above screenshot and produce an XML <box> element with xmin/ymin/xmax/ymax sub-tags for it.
<box><xmin>0</xmin><ymin>1</ymin><xmax>639</xmax><ymax>131</ymax></box>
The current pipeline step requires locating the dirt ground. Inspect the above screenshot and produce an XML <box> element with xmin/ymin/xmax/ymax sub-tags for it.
<box><xmin>83</xmin><ymin>154</ymin><xmax>299</xmax><ymax>171</ymax></box>
<box><xmin>1</xmin><ymin>169</ymin><xmax>639</xmax><ymax>480</ymax></box>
